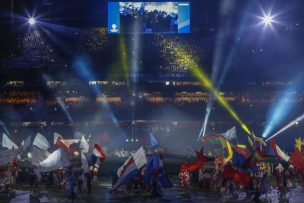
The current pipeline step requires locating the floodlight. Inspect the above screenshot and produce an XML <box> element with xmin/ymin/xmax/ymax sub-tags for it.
<box><xmin>28</xmin><ymin>17</ymin><xmax>36</xmax><ymax>25</ymax></box>
<box><xmin>262</xmin><ymin>15</ymin><xmax>273</xmax><ymax>26</ymax></box>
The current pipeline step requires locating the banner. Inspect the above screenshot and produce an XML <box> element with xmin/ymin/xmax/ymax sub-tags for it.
<box><xmin>2</xmin><ymin>133</ymin><xmax>18</xmax><ymax>149</ymax></box>
<box><xmin>31</xmin><ymin>146</ymin><xmax>50</xmax><ymax>166</ymax></box>
<box><xmin>221</xmin><ymin>126</ymin><xmax>237</xmax><ymax>140</ymax></box>
<box><xmin>33</xmin><ymin>133</ymin><xmax>50</xmax><ymax>151</ymax></box>
<box><xmin>131</xmin><ymin>146</ymin><xmax>147</xmax><ymax>169</ymax></box>
<box><xmin>37</xmin><ymin>148</ymin><xmax>70</xmax><ymax>172</ymax></box>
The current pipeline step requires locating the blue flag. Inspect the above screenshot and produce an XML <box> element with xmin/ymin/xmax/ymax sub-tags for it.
<box><xmin>144</xmin><ymin>154</ymin><xmax>159</xmax><ymax>185</ymax></box>
<box><xmin>232</xmin><ymin>151</ymin><xmax>247</xmax><ymax>169</ymax></box>
<box><xmin>233</xmin><ymin>151</ymin><xmax>259</xmax><ymax>173</ymax></box>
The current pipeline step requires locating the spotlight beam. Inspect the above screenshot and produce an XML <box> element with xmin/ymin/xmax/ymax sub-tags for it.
<box><xmin>120</xmin><ymin>36</ymin><xmax>130</xmax><ymax>85</ymax></box>
<box><xmin>72</xmin><ymin>56</ymin><xmax>122</xmax><ymax>127</ymax></box>
<box><xmin>174</xmin><ymin>47</ymin><xmax>251</xmax><ymax>135</ymax></box>
<box><xmin>262</xmin><ymin>79</ymin><xmax>299</xmax><ymax>138</ymax></box>
<box><xmin>0</xmin><ymin>121</ymin><xmax>10</xmax><ymax>136</ymax></box>
<box><xmin>42</xmin><ymin>74</ymin><xmax>73</xmax><ymax>123</ymax></box>
<box><xmin>266</xmin><ymin>113</ymin><xmax>304</xmax><ymax>142</ymax></box>
<box><xmin>197</xmin><ymin>99</ymin><xmax>212</xmax><ymax>141</ymax></box>
<box><xmin>197</xmin><ymin>0</ymin><xmax>253</xmax><ymax>141</ymax></box>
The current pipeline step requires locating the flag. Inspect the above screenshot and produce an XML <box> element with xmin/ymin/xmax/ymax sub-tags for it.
<box><xmin>55</xmin><ymin>137</ymin><xmax>79</xmax><ymax>156</ymax></box>
<box><xmin>37</xmin><ymin>148</ymin><xmax>70</xmax><ymax>172</ymax></box>
<box><xmin>203</xmin><ymin>134</ymin><xmax>233</xmax><ymax>162</ymax></box>
<box><xmin>149</xmin><ymin>132</ymin><xmax>158</xmax><ymax>147</ymax></box>
<box><xmin>143</xmin><ymin>154</ymin><xmax>160</xmax><ymax>185</ymax></box>
<box><xmin>2</xmin><ymin>133</ymin><xmax>18</xmax><ymax>149</ymax></box>
<box><xmin>270</xmin><ymin>139</ymin><xmax>290</xmax><ymax>162</ymax></box>
<box><xmin>232</xmin><ymin>151</ymin><xmax>247</xmax><ymax>169</ymax></box>
<box><xmin>247</xmin><ymin>136</ymin><xmax>253</xmax><ymax>147</ymax></box>
<box><xmin>54</xmin><ymin>132</ymin><xmax>80</xmax><ymax>155</ymax></box>
<box><xmin>252</xmin><ymin>148</ymin><xmax>276</xmax><ymax>163</ymax></box>
<box><xmin>225</xmin><ymin>140</ymin><xmax>233</xmax><ymax>162</ymax></box>
<box><xmin>111</xmin><ymin>157</ymin><xmax>139</xmax><ymax>192</ymax></box>
<box><xmin>31</xmin><ymin>145</ymin><xmax>50</xmax><ymax>166</ymax></box>
<box><xmin>81</xmin><ymin>152</ymin><xmax>89</xmax><ymax>173</ymax></box>
<box><xmin>54</xmin><ymin>132</ymin><xmax>80</xmax><ymax>147</ymax></box>
<box><xmin>221</xmin><ymin>126</ymin><xmax>237</xmax><ymax>141</ymax></box>
<box><xmin>33</xmin><ymin>133</ymin><xmax>50</xmax><ymax>151</ymax></box>
<box><xmin>243</xmin><ymin>146</ymin><xmax>275</xmax><ymax>170</ymax></box>
<box><xmin>131</xmin><ymin>146</ymin><xmax>147</xmax><ymax>169</ymax></box>
<box><xmin>92</xmin><ymin>144</ymin><xmax>106</xmax><ymax>162</ymax></box>
<box><xmin>289</xmin><ymin>148</ymin><xmax>304</xmax><ymax>177</ymax></box>
<box><xmin>289</xmin><ymin>138</ymin><xmax>304</xmax><ymax>177</ymax></box>
<box><xmin>252</xmin><ymin>133</ymin><xmax>267</xmax><ymax>146</ymax></box>
<box><xmin>22</xmin><ymin>136</ymin><xmax>31</xmax><ymax>150</ymax></box>
<box><xmin>180</xmin><ymin>147</ymin><xmax>214</xmax><ymax>173</ymax></box>
<box><xmin>80</xmin><ymin>136</ymin><xmax>89</xmax><ymax>153</ymax></box>
<box><xmin>222</xmin><ymin>164</ymin><xmax>251</xmax><ymax>187</ymax></box>
<box><xmin>232</xmin><ymin>147</ymin><xmax>259</xmax><ymax>173</ymax></box>
<box><xmin>157</xmin><ymin>154</ymin><xmax>173</xmax><ymax>188</ymax></box>
<box><xmin>236</xmin><ymin>144</ymin><xmax>250</xmax><ymax>157</ymax></box>
<box><xmin>0</xmin><ymin>149</ymin><xmax>18</xmax><ymax>165</ymax></box>
<box><xmin>117</xmin><ymin>157</ymin><xmax>131</xmax><ymax>177</ymax></box>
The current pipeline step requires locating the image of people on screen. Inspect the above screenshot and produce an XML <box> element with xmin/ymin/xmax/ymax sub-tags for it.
<box><xmin>119</xmin><ymin>2</ymin><xmax>178</xmax><ymax>33</ymax></box>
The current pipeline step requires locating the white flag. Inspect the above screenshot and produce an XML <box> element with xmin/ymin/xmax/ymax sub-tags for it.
<box><xmin>221</xmin><ymin>126</ymin><xmax>237</xmax><ymax>140</ymax></box>
<box><xmin>2</xmin><ymin>133</ymin><xmax>18</xmax><ymax>149</ymax></box>
<box><xmin>33</xmin><ymin>133</ymin><xmax>50</xmax><ymax>151</ymax></box>
<box><xmin>131</xmin><ymin>146</ymin><xmax>147</xmax><ymax>169</ymax></box>
<box><xmin>80</xmin><ymin>136</ymin><xmax>89</xmax><ymax>153</ymax></box>
<box><xmin>38</xmin><ymin>148</ymin><xmax>70</xmax><ymax>172</ymax></box>
<box><xmin>81</xmin><ymin>152</ymin><xmax>89</xmax><ymax>173</ymax></box>
<box><xmin>31</xmin><ymin>146</ymin><xmax>50</xmax><ymax>166</ymax></box>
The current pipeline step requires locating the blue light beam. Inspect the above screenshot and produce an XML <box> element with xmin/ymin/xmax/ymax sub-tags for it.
<box><xmin>262</xmin><ymin>81</ymin><xmax>299</xmax><ymax>138</ymax></box>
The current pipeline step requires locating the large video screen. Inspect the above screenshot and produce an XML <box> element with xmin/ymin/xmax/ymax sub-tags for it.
<box><xmin>108</xmin><ymin>2</ymin><xmax>190</xmax><ymax>34</ymax></box>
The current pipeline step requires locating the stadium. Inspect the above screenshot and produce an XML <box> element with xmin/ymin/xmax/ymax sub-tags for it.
<box><xmin>1</xmin><ymin>0</ymin><xmax>304</xmax><ymax>202</ymax></box>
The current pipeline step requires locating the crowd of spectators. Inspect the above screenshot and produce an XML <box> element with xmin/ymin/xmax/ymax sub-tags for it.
<box><xmin>120</xmin><ymin>3</ymin><xmax>178</xmax><ymax>33</ymax></box>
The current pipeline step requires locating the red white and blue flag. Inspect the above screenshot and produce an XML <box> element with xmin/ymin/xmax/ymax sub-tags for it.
<box><xmin>91</xmin><ymin>144</ymin><xmax>106</xmax><ymax>165</ymax></box>
<box><xmin>110</xmin><ymin>147</ymin><xmax>147</xmax><ymax>192</ymax></box>
<box><xmin>111</xmin><ymin>157</ymin><xmax>139</xmax><ymax>192</ymax></box>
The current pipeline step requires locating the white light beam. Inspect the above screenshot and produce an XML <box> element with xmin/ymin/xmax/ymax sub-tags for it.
<box><xmin>266</xmin><ymin>113</ymin><xmax>304</xmax><ymax>142</ymax></box>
